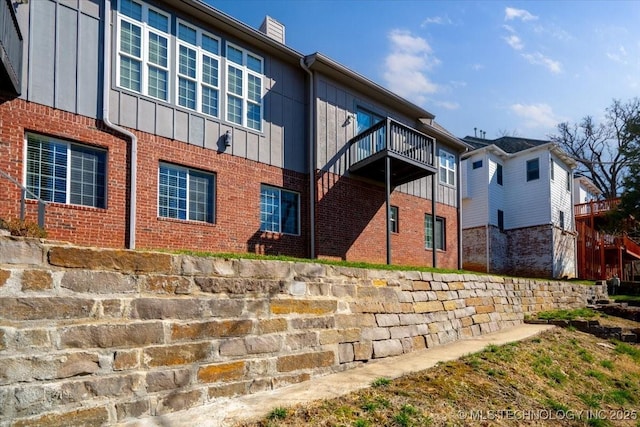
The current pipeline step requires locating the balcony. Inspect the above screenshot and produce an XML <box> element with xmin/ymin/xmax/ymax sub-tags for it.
<box><xmin>575</xmin><ymin>198</ymin><xmax>620</xmax><ymax>218</ymax></box>
<box><xmin>348</xmin><ymin>118</ymin><xmax>436</xmax><ymax>187</ymax></box>
<box><xmin>0</xmin><ymin>0</ymin><xmax>23</xmax><ymax>95</ymax></box>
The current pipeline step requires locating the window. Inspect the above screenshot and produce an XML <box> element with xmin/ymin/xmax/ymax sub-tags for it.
<box><xmin>158</xmin><ymin>163</ymin><xmax>215</xmax><ymax>223</ymax></box>
<box><xmin>116</xmin><ymin>1</ymin><xmax>263</xmax><ymax>131</ymax></box>
<box><xmin>176</xmin><ymin>21</ymin><xmax>221</xmax><ymax>116</ymax></box>
<box><xmin>439</xmin><ymin>149</ymin><xmax>456</xmax><ymax>186</ymax></box>
<box><xmin>566</xmin><ymin>170</ymin><xmax>571</xmax><ymax>191</ymax></box>
<box><xmin>550</xmin><ymin>159</ymin><xmax>555</xmax><ymax>180</ymax></box>
<box><xmin>559</xmin><ymin>210</ymin><xmax>565</xmax><ymax>229</ymax></box>
<box><xmin>425</xmin><ymin>214</ymin><xmax>445</xmax><ymax>250</ymax></box>
<box><xmin>526</xmin><ymin>158</ymin><xmax>539</xmax><ymax>181</ymax></box>
<box><xmin>472</xmin><ymin>160</ymin><xmax>483</xmax><ymax>169</ymax></box>
<box><xmin>260</xmin><ymin>185</ymin><xmax>299</xmax><ymax>234</ymax></box>
<box><xmin>496</xmin><ymin>163</ymin><xmax>503</xmax><ymax>186</ymax></box>
<box><xmin>117</xmin><ymin>0</ymin><xmax>170</xmax><ymax>101</ymax></box>
<box><xmin>390</xmin><ymin>206</ymin><xmax>399</xmax><ymax>233</ymax></box>
<box><xmin>355</xmin><ymin>107</ymin><xmax>385</xmax><ymax>160</ymax></box>
<box><xmin>25</xmin><ymin>134</ymin><xmax>106</xmax><ymax>208</ymax></box>
<box><xmin>226</xmin><ymin>43</ymin><xmax>263</xmax><ymax>131</ymax></box>
<box><xmin>497</xmin><ymin>209</ymin><xmax>504</xmax><ymax>232</ymax></box>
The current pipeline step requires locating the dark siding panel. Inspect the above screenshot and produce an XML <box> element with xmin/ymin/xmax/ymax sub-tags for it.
<box><xmin>80</xmin><ymin>0</ymin><xmax>100</xmax><ymax>18</ymax></box>
<box><xmin>232</xmin><ymin>131</ymin><xmax>247</xmax><ymax>158</ymax></box>
<box><xmin>29</xmin><ymin>0</ymin><xmax>56</xmax><ymax>106</ymax></box>
<box><xmin>77</xmin><ymin>12</ymin><xmax>100</xmax><ymax>117</ymax></box>
<box><xmin>56</xmin><ymin>5</ymin><xmax>78</xmax><ymax>113</ymax></box>
<box><xmin>247</xmin><ymin>132</ymin><xmax>260</xmax><ymax>162</ymax></box>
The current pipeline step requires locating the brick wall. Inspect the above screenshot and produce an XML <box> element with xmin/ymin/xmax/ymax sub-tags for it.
<box><xmin>315</xmin><ymin>171</ymin><xmax>459</xmax><ymax>269</ymax></box>
<box><xmin>0</xmin><ymin>237</ymin><xmax>606</xmax><ymax>425</ymax></box>
<box><xmin>0</xmin><ymin>98</ymin><xmax>308</xmax><ymax>257</ymax></box>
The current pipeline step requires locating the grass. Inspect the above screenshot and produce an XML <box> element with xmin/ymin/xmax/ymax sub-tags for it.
<box><xmin>238</xmin><ymin>317</ymin><xmax>640</xmax><ymax>427</ymax></box>
<box><xmin>536</xmin><ymin>307</ymin><xmax>599</xmax><ymax>320</ymax></box>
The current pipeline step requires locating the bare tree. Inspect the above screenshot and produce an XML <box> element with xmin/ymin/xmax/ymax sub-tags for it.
<box><xmin>550</xmin><ymin>98</ymin><xmax>640</xmax><ymax>199</ymax></box>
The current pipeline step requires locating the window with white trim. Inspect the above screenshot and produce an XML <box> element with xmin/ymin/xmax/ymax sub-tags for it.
<box><xmin>526</xmin><ymin>158</ymin><xmax>540</xmax><ymax>181</ymax></box>
<box><xmin>158</xmin><ymin>163</ymin><xmax>215</xmax><ymax>223</ymax></box>
<box><xmin>176</xmin><ymin>21</ymin><xmax>221</xmax><ymax>116</ymax></box>
<box><xmin>25</xmin><ymin>134</ymin><xmax>107</xmax><ymax>208</ymax></box>
<box><xmin>117</xmin><ymin>0</ymin><xmax>170</xmax><ymax>101</ymax></box>
<box><xmin>260</xmin><ymin>185</ymin><xmax>299</xmax><ymax>234</ymax></box>
<box><xmin>226</xmin><ymin>43</ymin><xmax>263</xmax><ymax>131</ymax></box>
<box><xmin>438</xmin><ymin>149</ymin><xmax>456</xmax><ymax>186</ymax></box>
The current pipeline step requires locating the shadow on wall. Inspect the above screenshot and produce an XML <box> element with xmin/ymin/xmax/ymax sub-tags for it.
<box><xmin>315</xmin><ymin>169</ymin><xmax>386</xmax><ymax>261</ymax></box>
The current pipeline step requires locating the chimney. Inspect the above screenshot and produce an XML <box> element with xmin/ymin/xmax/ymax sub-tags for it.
<box><xmin>259</xmin><ymin>15</ymin><xmax>285</xmax><ymax>44</ymax></box>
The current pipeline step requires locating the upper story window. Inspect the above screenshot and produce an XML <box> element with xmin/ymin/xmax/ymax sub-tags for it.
<box><xmin>439</xmin><ymin>149</ymin><xmax>456</xmax><ymax>187</ymax></box>
<box><xmin>559</xmin><ymin>210</ymin><xmax>565</xmax><ymax>229</ymax></box>
<box><xmin>226</xmin><ymin>43</ymin><xmax>264</xmax><ymax>131</ymax></box>
<box><xmin>25</xmin><ymin>134</ymin><xmax>106</xmax><ymax>209</ymax></box>
<box><xmin>117</xmin><ymin>0</ymin><xmax>170</xmax><ymax>101</ymax></box>
<box><xmin>566</xmin><ymin>170</ymin><xmax>571</xmax><ymax>191</ymax></box>
<box><xmin>497</xmin><ymin>209</ymin><xmax>504</xmax><ymax>231</ymax></box>
<box><xmin>356</xmin><ymin>107</ymin><xmax>383</xmax><ymax>134</ymax></box>
<box><xmin>176</xmin><ymin>21</ymin><xmax>221</xmax><ymax>117</ymax></box>
<box><xmin>472</xmin><ymin>160</ymin><xmax>483</xmax><ymax>169</ymax></box>
<box><xmin>526</xmin><ymin>158</ymin><xmax>540</xmax><ymax>181</ymax></box>
<box><xmin>158</xmin><ymin>163</ymin><xmax>215</xmax><ymax>223</ymax></box>
<box><xmin>116</xmin><ymin>0</ymin><xmax>264</xmax><ymax>132</ymax></box>
<box><xmin>496</xmin><ymin>163</ymin><xmax>503</xmax><ymax>186</ymax></box>
<box><xmin>550</xmin><ymin>159</ymin><xmax>555</xmax><ymax>180</ymax></box>
<box><xmin>260</xmin><ymin>185</ymin><xmax>299</xmax><ymax>235</ymax></box>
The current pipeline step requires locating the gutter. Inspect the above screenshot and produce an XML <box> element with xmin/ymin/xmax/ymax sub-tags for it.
<box><xmin>102</xmin><ymin>0</ymin><xmax>138</xmax><ymax>249</ymax></box>
<box><xmin>300</xmin><ymin>56</ymin><xmax>315</xmax><ymax>259</ymax></box>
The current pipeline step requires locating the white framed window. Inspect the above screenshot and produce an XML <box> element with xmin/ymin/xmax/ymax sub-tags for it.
<box><xmin>117</xmin><ymin>0</ymin><xmax>170</xmax><ymax>101</ymax></box>
<box><xmin>226</xmin><ymin>43</ymin><xmax>263</xmax><ymax>131</ymax></box>
<box><xmin>527</xmin><ymin>158</ymin><xmax>540</xmax><ymax>181</ymax></box>
<box><xmin>438</xmin><ymin>149</ymin><xmax>456</xmax><ymax>186</ymax></box>
<box><xmin>176</xmin><ymin>20</ymin><xmax>221</xmax><ymax>116</ymax></box>
<box><xmin>25</xmin><ymin>134</ymin><xmax>107</xmax><ymax>208</ymax></box>
<box><xmin>158</xmin><ymin>163</ymin><xmax>215</xmax><ymax>223</ymax></box>
<box><xmin>425</xmin><ymin>214</ymin><xmax>445</xmax><ymax>250</ymax></box>
<box><xmin>260</xmin><ymin>185</ymin><xmax>299</xmax><ymax>235</ymax></box>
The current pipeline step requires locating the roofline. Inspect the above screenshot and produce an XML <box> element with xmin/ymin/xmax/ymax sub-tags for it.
<box><xmin>303</xmin><ymin>53</ymin><xmax>436</xmax><ymax>121</ymax></box>
<box><xmin>420</xmin><ymin>121</ymin><xmax>471</xmax><ymax>152</ymax></box>
<box><xmin>462</xmin><ymin>142</ymin><xmax>578</xmax><ymax>169</ymax></box>
<box><xmin>575</xmin><ymin>175</ymin><xmax>602</xmax><ymax>195</ymax></box>
<box><xmin>168</xmin><ymin>0</ymin><xmax>303</xmax><ymax>64</ymax></box>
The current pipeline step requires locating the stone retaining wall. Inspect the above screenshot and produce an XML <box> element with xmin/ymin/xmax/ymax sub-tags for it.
<box><xmin>0</xmin><ymin>237</ymin><xmax>607</xmax><ymax>426</ymax></box>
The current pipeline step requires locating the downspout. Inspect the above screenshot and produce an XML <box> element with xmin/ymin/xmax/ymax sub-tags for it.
<box><xmin>300</xmin><ymin>56</ymin><xmax>315</xmax><ymax>259</ymax></box>
<box><xmin>457</xmin><ymin>150</ymin><xmax>464</xmax><ymax>270</ymax></box>
<box><xmin>485</xmin><ymin>152</ymin><xmax>490</xmax><ymax>273</ymax></box>
<box><xmin>102</xmin><ymin>0</ymin><xmax>137</xmax><ymax>249</ymax></box>
<box><xmin>431</xmin><ymin>142</ymin><xmax>437</xmax><ymax>268</ymax></box>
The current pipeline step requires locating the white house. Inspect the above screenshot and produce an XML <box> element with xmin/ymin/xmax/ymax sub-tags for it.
<box><xmin>461</xmin><ymin>136</ymin><xmax>578</xmax><ymax>278</ymax></box>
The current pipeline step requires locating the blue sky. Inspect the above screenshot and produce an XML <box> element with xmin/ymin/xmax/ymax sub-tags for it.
<box><xmin>209</xmin><ymin>1</ymin><xmax>640</xmax><ymax>140</ymax></box>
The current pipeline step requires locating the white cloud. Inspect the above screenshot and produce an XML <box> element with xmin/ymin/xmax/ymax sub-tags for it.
<box><xmin>421</xmin><ymin>15</ymin><xmax>452</xmax><ymax>27</ymax></box>
<box><xmin>435</xmin><ymin>100</ymin><xmax>459</xmax><ymax>110</ymax></box>
<box><xmin>510</xmin><ymin>103</ymin><xmax>560</xmax><ymax>129</ymax></box>
<box><xmin>383</xmin><ymin>30</ymin><xmax>440</xmax><ymax>104</ymax></box>
<box><xmin>505</xmin><ymin>7</ymin><xmax>538</xmax><ymax>22</ymax></box>
<box><xmin>607</xmin><ymin>45</ymin><xmax>628</xmax><ymax>64</ymax></box>
<box><xmin>521</xmin><ymin>52</ymin><xmax>562</xmax><ymax>74</ymax></box>
<box><xmin>471</xmin><ymin>63</ymin><xmax>484</xmax><ymax>71</ymax></box>
<box><xmin>504</xmin><ymin>34</ymin><xmax>524</xmax><ymax>50</ymax></box>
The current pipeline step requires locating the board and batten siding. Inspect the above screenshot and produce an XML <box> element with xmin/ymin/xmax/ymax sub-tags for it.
<box><xmin>20</xmin><ymin>0</ymin><xmax>307</xmax><ymax>174</ymax></box>
<box><xmin>504</xmin><ymin>149</ymin><xmax>551</xmax><ymax>229</ymax></box>
<box><xmin>22</xmin><ymin>0</ymin><xmax>102</xmax><ymax>118</ymax></box>
<box><xmin>314</xmin><ymin>74</ymin><xmax>458</xmax><ymax>207</ymax></box>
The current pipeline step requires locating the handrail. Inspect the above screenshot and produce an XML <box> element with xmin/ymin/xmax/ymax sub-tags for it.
<box><xmin>0</xmin><ymin>169</ymin><xmax>46</xmax><ymax>228</ymax></box>
<box><xmin>0</xmin><ymin>0</ymin><xmax>24</xmax><ymax>93</ymax></box>
<box><xmin>347</xmin><ymin>117</ymin><xmax>435</xmax><ymax>167</ymax></box>
<box><xmin>574</xmin><ymin>198</ymin><xmax>620</xmax><ymax>217</ymax></box>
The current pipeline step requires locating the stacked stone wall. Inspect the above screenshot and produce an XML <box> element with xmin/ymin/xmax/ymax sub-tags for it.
<box><xmin>0</xmin><ymin>237</ymin><xmax>607</xmax><ymax>426</ymax></box>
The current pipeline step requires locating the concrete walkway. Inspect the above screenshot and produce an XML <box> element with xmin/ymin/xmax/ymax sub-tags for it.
<box><xmin>122</xmin><ymin>323</ymin><xmax>554</xmax><ymax>427</ymax></box>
